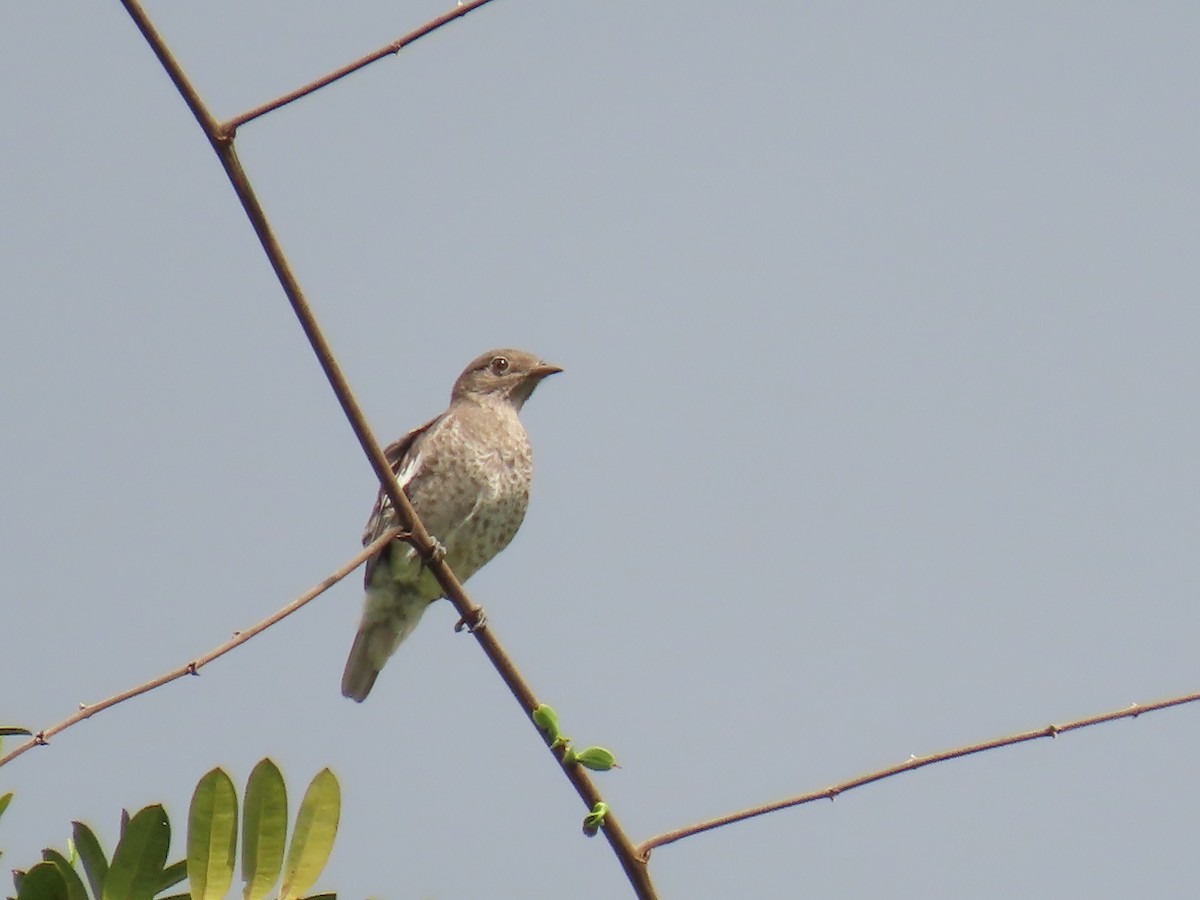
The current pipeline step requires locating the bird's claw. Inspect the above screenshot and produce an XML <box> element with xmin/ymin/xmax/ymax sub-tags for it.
<box><xmin>454</xmin><ymin>608</ymin><xmax>488</xmax><ymax>633</ymax></box>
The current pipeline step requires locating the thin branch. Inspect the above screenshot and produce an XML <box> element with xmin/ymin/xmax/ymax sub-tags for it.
<box><xmin>222</xmin><ymin>0</ymin><xmax>500</xmax><ymax>134</ymax></box>
<box><xmin>115</xmin><ymin>2</ymin><xmax>657</xmax><ymax>896</ymax></box>
<box><xmin>118</xmin><ymin>0</ymin><xmax>224</xmax><ymax>145</ymax></box>
<box><xmin>0</xmin><ymin>528</ymin><xmax>403</xmax><ymax>770</ymax></box>
<box><xmin>636</xmin><ymin>690</ymin><xmax>1200</xmax><ymax>858</ymax></box>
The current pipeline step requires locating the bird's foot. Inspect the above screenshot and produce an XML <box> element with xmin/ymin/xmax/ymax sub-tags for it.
<box><xmin>454</xmin><ymin>608</ymin><xmax>488</xmax><ymax>633</ymax></box>
<box><xmin>426</xmin><ymin>537</ymin><xmax>447</xmax><ymax>563</ymax></box>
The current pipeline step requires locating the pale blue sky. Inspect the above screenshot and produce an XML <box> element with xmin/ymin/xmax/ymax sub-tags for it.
<box><xmin>3</xmin><ymin>3</ymin><xmax>1199</xmax><ymax>898</ymax></box>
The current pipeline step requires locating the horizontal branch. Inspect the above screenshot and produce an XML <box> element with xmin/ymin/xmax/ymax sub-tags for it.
<box><xmin>636</xmin><ymin>690</ymin><xmax>1200</xmax><ymax>858</ymax></box>
<box><xmin>222</xmin><ymin>0</ymin><xmax>500</xmax><ymax>134</ymax></box>
<box><xmin>0</xmin><ymin>528</ymin><xmax>403</xmax><ymax>769</ymax></box>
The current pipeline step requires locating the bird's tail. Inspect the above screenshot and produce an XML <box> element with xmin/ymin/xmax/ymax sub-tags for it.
<box><xmin>341</xmin><ymin>586</ymin><xmax>430</xmax><ymax>702</ymax></box>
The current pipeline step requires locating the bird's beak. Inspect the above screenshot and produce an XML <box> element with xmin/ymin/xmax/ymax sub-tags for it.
<box><xmin>529</xmin><ymin>363</ymin><xmax>563</xmax><ymax>380</ymax></box>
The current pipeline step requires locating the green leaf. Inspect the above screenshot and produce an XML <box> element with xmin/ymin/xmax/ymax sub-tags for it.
<box><xmin>573</xmin><ymin>746</ymin><xmax>619</xmax><ymax>771</ymax></box>
<box><xmin>187</xmin><ymin>768</ymin><xmax>238</xmax><ymax>900</ymax></box>
<box><xmin>278</xmin><ymin>770</ymin><xmax>340</xmax><ymax>900</ymax></box>
<box><xmin>301</xmin><ymin>894</ymin><xmax>338</xmax><ymax>899</ymax></box>
<box><xmin>158</xmin><ymin>859</ymin><xmax>188</xmax><ymax>892</ymax></box>
<box><xmin>70</xmin><ymin>822</ymin><xmax>108</xmax><ymax>900</ymax></box>
<box><xmin>0</xmin><ymin>790</ymin><xmax>10</xmax><ymax>862</ymax></box>
<box><xmin>582</xmin><ymin>801</ymin><xmax>608</xmax><ymax>837</ymax></box>
<box><xmin>0</xmin><ymin>726</ymin><xmax>33</xmax><ymax>737</ymax></box>
<box><xmin>40</xmin><ymin>850</ymin><xmax>88</xmax><ymax>900</ymax></box>
<box><xmin>532</xmin><ymin>704</ymin><xmax>560</xmax><ymax>742</ymax></box>
<box><xmin>241</xmin><ymin>759</ymin><xmax>287</xmax><ymax>900</ymax></box>
<box><xmin>15</xmin><ymin>862</ymin><xmax>69</xmax><ymax>900</ymax></box>
<box><xmin>102</xmin><ymin>805</ymin><xmax>170</xmax><ymax>900</ymax></box>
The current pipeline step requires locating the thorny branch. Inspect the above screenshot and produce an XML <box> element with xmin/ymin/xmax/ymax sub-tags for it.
<box><xmin>113</xmin><ymin>1</ymin><xmax>658</xmax><ymax>897</ymax></box>
<box><xmin>223</xmin><ymin>0</ymin><xmax>499</xmax><ymax>134</ymax></box>
<box><xmin>0</xmin><ymin>527</ymin><xmax>403</xmax><ymax>769</ymax></box>
<box><xmin>637</xmin><ymin>691</ymin><xmax>1200</xmax><ymax>858</ymax></box>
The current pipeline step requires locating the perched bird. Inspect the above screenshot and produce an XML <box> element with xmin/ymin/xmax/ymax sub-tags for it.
<box><xmin>341</xmin><ymin>348</ymin><xmax>561</xmax><ymax>701</ymax></box>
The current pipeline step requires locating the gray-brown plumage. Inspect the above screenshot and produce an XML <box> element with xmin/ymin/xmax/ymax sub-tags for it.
<box><xmin>341</xmin><ymin>349</ymin><xmax>561</xmax><ymax>701</ymax></box>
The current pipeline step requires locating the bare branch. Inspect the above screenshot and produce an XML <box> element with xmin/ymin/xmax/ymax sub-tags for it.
<box><xmin>0</xmin><ymin>527</ymin><xmax>403</xmax><ymax>770</ymax></box>
<box><xmin>636</xmin><ymin>691</ymin><xmax>1200</xmax><ymax>858</ymax></box>
<box><xmin>224</xmin><ymin>0</ymin><xmax>500</xmax><ymax>134</ymax></box>
<box><xmin>114</xmin><ymin>1</ymin><xmax>656</xmax><ymax>895</ymax></box>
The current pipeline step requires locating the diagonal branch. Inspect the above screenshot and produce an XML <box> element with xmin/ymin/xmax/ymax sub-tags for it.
<box><xmin>222</xmin><ymin>0</ymin><xmax>500</xmax><ymax>134</ymax></box>
<box><xmin>636</xmin><ymin>690</ymin><xmax>1200</xmax><ymax>858</ymax></box>
<box><xmin>0</xmin><ymin>527</ymin><xmax>403</xmax><ymax>770</ymax></box>
<box><xmin>114</xmin><ymin>2</ymin><xmax>657</xmax><ymax>897</ymax></box>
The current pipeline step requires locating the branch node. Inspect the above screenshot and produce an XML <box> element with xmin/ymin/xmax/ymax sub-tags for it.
<box><xmin>186</xmin><ymin>662</ymin><xmax>200</xmax><ymax>676</ymax></box>
<box><xmin>1046</xmin><ymin>724</ymin><xmax>1060</xmax><ymax>738</ymax></box>
<box><xmin>1128</xmin><ymin>702</ymin><xmax>1141</xmax><ymax>718</ymax></box>
<box><xmin>34</xmin><ymin>732</ymin><xmax>48</xmax><ymax>746</ymax></box>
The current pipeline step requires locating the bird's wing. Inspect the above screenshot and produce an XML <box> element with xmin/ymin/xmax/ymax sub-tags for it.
<box><xmin>361</xmin><ymin>415</ymin><xmax>442</xmax><ymax>585</ymax></box>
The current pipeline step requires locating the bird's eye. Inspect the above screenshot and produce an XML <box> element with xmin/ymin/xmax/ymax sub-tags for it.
<box><xmin>490</xmin><ymin>355</ymin><xmax>510</xmax><ymax>375</ymax></box>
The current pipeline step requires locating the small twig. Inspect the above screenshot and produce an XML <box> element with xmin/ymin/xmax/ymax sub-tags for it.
<box><xmin>222</xmin><ymin>0</ymin><xmax>500</xmax><ymax>134</ymax></box>
<box><xmin>0</xmin><ymin>527</ymin><xmax>403</xmax><ymax>770</ymax></box>
<box><xmin>636</xmin><ymin>691</ymin><xmax>1200</xmax><ymax>858</ymax></box>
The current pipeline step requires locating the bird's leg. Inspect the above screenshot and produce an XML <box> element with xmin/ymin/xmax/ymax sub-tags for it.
<box><xmin>454</xmin><ymin>607</ymin><xmax>488</xmax><ymax>633</ymax></box>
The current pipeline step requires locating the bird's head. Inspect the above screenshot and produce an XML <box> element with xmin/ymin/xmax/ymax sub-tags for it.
<box><xmin>452</xmin><ymin>349</ymin><xmax>562</xmax><ymax>409</ymax></box>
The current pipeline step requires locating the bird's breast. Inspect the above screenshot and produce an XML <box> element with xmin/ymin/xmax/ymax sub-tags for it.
<box><xmin>398</xmin><ymin>405</ymin><xmax>534</xmax><ymax>584</ymax></box>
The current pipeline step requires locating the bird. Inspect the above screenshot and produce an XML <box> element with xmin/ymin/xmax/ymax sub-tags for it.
<box><xmin>341</xmin><ymin>348</ymin><xmax>561</xmax><ymax>701</ymax></box>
